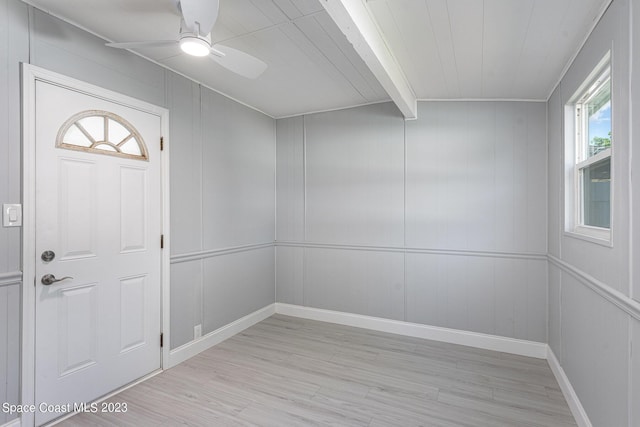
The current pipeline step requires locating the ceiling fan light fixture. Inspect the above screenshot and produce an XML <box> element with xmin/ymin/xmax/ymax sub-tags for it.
<box><xmin>179</xmin><ymin>36</ymin><xmax>210</xmax><ymax>57</ymax></box>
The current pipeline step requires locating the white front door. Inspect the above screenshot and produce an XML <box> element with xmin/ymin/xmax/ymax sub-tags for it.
<box><xmin>34</xmin><ymin>81</ymin><xmax>162</xmax><ymax>426</ymax></box>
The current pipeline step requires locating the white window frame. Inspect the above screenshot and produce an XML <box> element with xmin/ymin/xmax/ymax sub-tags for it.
<box><xmin>565</xmin><ymin>52</ymin><xmax>612</xmax><ymax>245</ymax></box>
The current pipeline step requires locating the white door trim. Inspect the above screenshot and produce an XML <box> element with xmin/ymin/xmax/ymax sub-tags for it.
<box><xmin>20</xmin><ymin>64</ymin><xmax>171</xmax><ymax>427</ymax></box>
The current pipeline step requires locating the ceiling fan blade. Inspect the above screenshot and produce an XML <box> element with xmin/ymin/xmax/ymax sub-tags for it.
<box><xmin>106</xmin><ymin>40</ymin><xmax>178</xmax><ymax>49</ymax></box>
<box><xmin>209</xmin><ymin>44</ymin><xmax>267</xmax><ymax>79</ymax></box>
<box><xmin>179</xmin><ymin>0</ymin><xmax>219</xmax><ymax>36</ymax></box>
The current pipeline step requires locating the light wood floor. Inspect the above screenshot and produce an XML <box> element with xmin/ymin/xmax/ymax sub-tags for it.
<box><xmin>59</xmin><ymin>314</ymin><xmax>577</xmax><ymax>426</ymax></box>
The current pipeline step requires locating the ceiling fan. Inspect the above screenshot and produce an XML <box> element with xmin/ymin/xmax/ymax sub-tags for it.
<box><xmin>106</xmin><ymin>0</ymin><xmax>267</xmax><ymax>79</ymax></box>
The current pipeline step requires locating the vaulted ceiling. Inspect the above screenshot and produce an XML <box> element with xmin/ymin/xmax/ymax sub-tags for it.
<box><xmin>23</xmin><ymin>0</ymin><xmax>610</xmax><ymax>118</ymax></box>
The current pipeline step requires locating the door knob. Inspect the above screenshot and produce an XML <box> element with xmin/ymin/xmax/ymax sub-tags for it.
<box><xmin>41</xmin><ymin>274</ymin><xmax>73</xmax><ymax>286</ymax></box>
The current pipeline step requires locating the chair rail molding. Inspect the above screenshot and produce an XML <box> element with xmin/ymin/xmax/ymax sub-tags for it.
<box><xmin>0</xmin><ymin>271</ymin><xmax>22</xmax><ymax>288</ymax></box>
<box><xmin>170</xmin><ymin>242</ymin><xmax>274</xmax><ymax>264</ymax></box>
<box><xmin>548</xmin><ymin>254</ymin><xmax>640</xmax><ymax>321</ymax></box>
<box><xmin>276</xmin><ymin>240</ymin><xmax>547</xmax><ymax>261</ymax></box>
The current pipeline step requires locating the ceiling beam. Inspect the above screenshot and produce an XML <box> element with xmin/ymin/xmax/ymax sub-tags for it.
<box><xmin>320</xmin><ymin>0</ymin><xmax>417</xmax><ymax>119</ymax></box>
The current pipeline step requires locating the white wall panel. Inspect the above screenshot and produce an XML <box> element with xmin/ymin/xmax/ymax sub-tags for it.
<box><xmin>406</xmin><ymin>102</ymin><xmax>547</xmax><ymax>254</ymax></box>
<box><xmin>167</xmin><ymin>73</ymin><xmax>202</xmax><ymax>256</ymax></box>
<box><xmin>170</xmin><ymin>260</ymin><xmax>202</xmax><ymax>350</ymax></box>
<box><xmin>548</xmin><ymin>263</ymin><xmax>561</xmax><ymax>358</ymax></box>
<box><xmin>304</xmin><ymin>103</ymin><xmax>405</xmax><ymax>246</ymax></box>
<box><xmin>0</xmin><ymin>0</ymin><xmax>28</xmax><ymax>275</ymax></box>
<box><xmin>464</xmin><ymin>104</ymin><xmax>499</xmax><ymax>250</ymax></box>
<box><xmin>407</xmin><ymin>253</ymin><xmax>511</xmax><ymax>337</ymax></box>
<box><xmin>492</xmin><ymin>257</ymin><xmax>520</xmax><ymax>339</ymax></box>
<box><xmin>201</xmin><ymin>88</ymin><xmax>275</xmax><ymax>249</ymax></box>
<box><xmin>524</xmin><ymin>104</ymin><xmax>548</xmax><ymax>253</ymax></box>
<box><xmin>303</xmin><ymin>248</ymin><xmax>404</xmax><ymax>321</ymax></box>
<box><xmin>203</xmin><ymin>247</ymin><xmax>275</xmax><ymax>334</ymax></box>
<box><xmin>0</xmin><ymin>1</ymin><xmax>28</xmax><ymax>419</ymax></box>
<box><xmin>406</xmin><ymin>102</ymin><xmax>480</xmax><ymax>250</ymax></box>
<box><xmin>561</xmin><ymin>273</ymin><xmax>629</xmax><ymax>427</ymax></box>
<box><xmin>498</xmin><ymin>102</ymin><xmax>547</xmax><ymax>254</ymax></box>
<box><xmin>525</xmin><ymin>259</ymin><xmax>547</xmax><ymax>342</ymax></box>
<box><xmin>0</xmin><ymin>287</ymin><xmax>6</xmax><ymax>421</ymax></box>
<box><xmin>0</xmin><ymin>284</ymin><xmax>20</xmax><ymax>424</ymax></box>
<box><xmin>404</xmin><ymin>253</ymin><xmax>441</xmax><ymax>327</ymax></box>
<box><xmin>276</xmin><ymin>116</ymin><xmax>304</xmax><ymax>241</ymax></box>
<box><xmin>632</xmin><ymin>0</ymin><xmax>640</xmax><ymax>303</ymax></box>
<box><xmin>547</xmin><ymin>87</ymin><xmax>562</xmax><ymax>258</ymax></box>
<box><xmin>495</xmin><ymin>258</ymin><xmax>546</xmax><ymax>342</ymax></box>
<box><xmin>275</xmin><ymin>246</ymin><xmax>303</xmax><ymax>305</ymax></box>
<box><xmin>632</xmin><ymin>319</ymin><xmax>640</xmax><ymax>427</ymax></box>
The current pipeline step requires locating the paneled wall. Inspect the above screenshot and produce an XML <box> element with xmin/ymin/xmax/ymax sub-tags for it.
<box><xmin>276</xmin><ymin>101</ymin><xmax>548</xmax><ymax>343</ymax></box>
<box><xmin>168</xmin><ymin>74</ymin><xmax>275</xmax><ymax>349</ymax></box>
<box><xmin>547</xmin><ymin>0</ymin><xmax>638</xmax><ymax>425</ymax></box>
<box><xmin>0</xmin><ymin>1</ymin><xmax>28</xmax><ymax>422</ymax></box>
<box><xmin>632</xmin><ymin>0</ymin><xmax>640</xmax><ymax>421</ymax></box>
<box><xmin>0</xmin><ymin>0</ymin><xmax>275</xmax><ymax>416</ymax></box>
<box><xmin>0</xmin><ymin>279</ymin><xmax>20</xmax><ymax>425</ymax></box>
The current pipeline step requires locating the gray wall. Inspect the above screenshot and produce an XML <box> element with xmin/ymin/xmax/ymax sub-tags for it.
<box><xmin>0</xmin><ymin>1</ymin><xmax>29</xmax><ymax>423</ymax></box>
<box><xmin>168</xmin><ymin>74</ymin><xmax>275</xmax><ymax>349</ymax></box>
<box><xmin>547</xmin><ymin>0</ymin><xmax>638</xmax><ymax>425</ymax></box>
<box><xmin>0</xmin><ymin>0</ymin><xmax>275</xmax><ymax>419</ymax></box>
<box><xmin>276</xmin><ymin>101</ymin><xmax>548</xmax><ymax>342</ymax></box>
<box><xmin>633</xmin><ymin>0</ymin><xmax>640</xmax><ymax>421</ymax></box>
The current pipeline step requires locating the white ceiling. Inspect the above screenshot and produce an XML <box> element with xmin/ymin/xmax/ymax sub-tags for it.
<box><xmin>367</xmin><ymin>0</ymin><xmax>608</xmax><ymax>101</ymax></box>
<box><xmin>24</xmin><ymin>0</ymin><xmax>609</xmax><ymax>118</ymax></box>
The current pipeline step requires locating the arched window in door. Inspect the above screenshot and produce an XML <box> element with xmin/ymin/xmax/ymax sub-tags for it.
<box><xmin>56</xmin><ymin>110</ymin><xmax>148</xmax><ymax>161</ymax></box>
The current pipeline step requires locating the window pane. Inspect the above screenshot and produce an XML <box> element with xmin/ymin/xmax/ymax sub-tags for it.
<box><xmin>587</xmin><ymin>78</ymin><xmax>611</xmax><ymax>158</ymax></box>
<box><xmin>63</xmin><ymin>124</ymin><xmax>92</xmax><ymax>147</ymax></box>
<box><xmin>108</xmin><ymin>118</ymin><xmax>130</xmax><ymax>143</ymax></box>
<box><xmin>582</xmin><ymin>157</ymin><xmax>610</xmax><ymax>228</ymax></box>
<box><xmin>120</xmin><ymin>139</ymin><xmax>142</xmax><ymax>156</ymax></box>
<box><xmin>78</xmin><ymin>116</ymin><xmax>105</xmax><ymax>142</ymax></box>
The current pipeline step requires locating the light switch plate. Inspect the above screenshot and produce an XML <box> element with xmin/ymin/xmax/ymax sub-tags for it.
<box><xmin>3</xmin><ymin>204</ymin><xmax>22</xmax><ymax>227</ymax></box>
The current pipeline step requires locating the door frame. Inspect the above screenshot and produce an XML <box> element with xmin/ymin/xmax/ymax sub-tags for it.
<box><xmin>20</xmin><ymin>64</ymin><xmax>171</xmax><ymax>427</ymax></box>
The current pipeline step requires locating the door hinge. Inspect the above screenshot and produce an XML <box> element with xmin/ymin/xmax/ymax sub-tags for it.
<box><xmin>160</xmin><ymin>136</ymin><xmax>164</xmax><ymax>151</ymax></box>
<box><xmin>160</xmin><ymin>333</ymin><xmax>164</xmax><ymax>348</ymax></box>
<box><xmin>160</xmin><ymin>234</ymin><xmax>164</xmax><ymax>249</ymax></box>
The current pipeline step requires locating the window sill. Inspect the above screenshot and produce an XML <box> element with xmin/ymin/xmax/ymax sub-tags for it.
<box><xmin>564</xmin><ymin>226</ymin><xmax>612</xmax><ymax>247</ymax></box>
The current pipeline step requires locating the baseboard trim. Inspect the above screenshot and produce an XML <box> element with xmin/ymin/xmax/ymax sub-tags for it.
<box><xmin>547</xmin><ymin>348</ymin><xmax>592</xmax><ymax>427</ymax></box>
<box><xmin>275</xmin><ymin>303</ymin><xmax>548</xmax><ymax>359</ymax></box>
<box><xmin>166</xmin><ymin>304</ymin><xmax>276</xmax><ymax>368</ymax></box>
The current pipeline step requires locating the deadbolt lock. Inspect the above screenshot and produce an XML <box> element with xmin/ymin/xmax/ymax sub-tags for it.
<box><xmin>41</xmin><ymin>250</ymin><xmax>55</xmax><ymax>262</ymax></box>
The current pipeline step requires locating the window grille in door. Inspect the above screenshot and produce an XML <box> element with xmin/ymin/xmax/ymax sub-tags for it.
<box><xmin>56</xmin><ymin>110</ymin><xmax>149</xmax><ymax>161</ymax></box>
